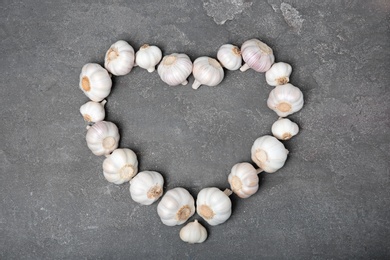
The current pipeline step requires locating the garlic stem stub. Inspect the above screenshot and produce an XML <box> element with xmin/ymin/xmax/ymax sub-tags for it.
<box><xmin>179</xmin><ymin>220</ymin><xmax>208</xmax><ymax>244</ymax></box>
<box><xmin>103</xmin><ymin>148</ymin><xmax>138</xmax><ymax>184</ymax></box>
<box><xmin>130</xmin><ymin>171</ymin><xmax>164</xmax><ymax>205</ymax></box>
<box><xmin>104</xmin><ymin>40</ymin><xmax>135</xmax><ymax>76</ymax></box>
<box><xmin>265</xmin><ymin>62</ymin><xmax>292</xmax><ymax>86</ymax></box>
<box><xmin>135</xmin><ymin>44</ymin><xmax>162</xmax><ymax>73</ymax></box>
<box><xmin>267</xmin><ymin>83</ymin><xmax>304</xmax><ymax>117</ymax></box>
<box><xmin>85</xmin><ymin>121</ymin><xmax>120</xmax><ymax>156</ymax></box>
<box><xmin>79</xmin><ymin>63</ymin><xmax>112</xmax><ymax>102</ymax></box>
<box><xmin>217</xmin><ymin>44</ymin><xmax>242</xmax><ymax>71</ymax></box>
<box><xmin>192</xmin><ymin>57</ymin><xmax>224</xmax><ymax>89</ymax></box>
<box><xmin>271</xmin><ymin>118</ymin><xmax>299</xmax><ymax>140</ymax></box>
<box><xmin>157</xmin><ymin>53</ymin><xmax>193</xmax><ymax>86</ymax></box>
<box><xmin>240</xmin><ymin>39</ymin><xmax>275</xmax><ymax>72</ymax></box>
<box><xmin>79</xmin><ymin>100</ymin><xmax>106</xmax><ymax>123</ymax></box>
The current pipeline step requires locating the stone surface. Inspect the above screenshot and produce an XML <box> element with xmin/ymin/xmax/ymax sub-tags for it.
<box><xmin>1</xmin><ymin>0</ymin><xmax>389</xmax><ymax>259</ymax></box>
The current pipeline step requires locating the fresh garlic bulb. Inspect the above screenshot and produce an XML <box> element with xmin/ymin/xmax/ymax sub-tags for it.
<box><xmin>179</xmin><ymin>220</ymin><xmax>207</xmax><ymax>244</ymax></box>
<box><xmin>192</xmin><ymin>57</ymin><xmax>224</xmax><ymax>90</ymax></box>
<box><xmin>267</xmin><ymin>83</ymin><xmax>304</xmax><ymax>117</ymax></box>
<box><xmin>271</xmin><ymin>118</ymin><xmax>299</xmax><ymax>140</ymax></box>
<box><xmin>157</xmin><ymin>187</ymin><xmax>195</xmax><ymax>226</ymax></box>
<box><xmin>251</xmin><ymin>135</ymin><xmax>288</xmax><ymax>173</ymax></box>
<box><xmin>103</xmin><ymin>148</ymin><xmax>138</xmax><ymax>184</ymax></box>
<box><xmin>228</xmin><ymin>162</ymin><xmax>259</xmax><ymax>199</ymax></box>
<box><xmin>217</xmin><ymin>44</ymin><xmax>242</xmax><ymax>71</ymax></box>
<box><xmin>240</xmin><ymin>39</ymin><xmax>275</xmax><ymax>72</ymax></box>
<box><xmin>86</xmin><ymin>121</ymin><xmax>120</xmax><ymax>156</ymax></box>
<box><xmin>79</xmin><ymin>63</ymin><xmax>112</xmax><ymax>102</ymax></box>
<box><xmin>265</xmin><ymin>62</ymin><xmax>292</xmax><ymax>86</ymax></box>
<box><xmin>130</xmin><ymin>171</ymin><xmax>164</xmax><ymax>205</ymax></box>
<box><xmin>104</xmin><ymin>40</ymin><xmax>135</xmax><ymax>76</ymax></box>
<box><xmin>196</xmin><ymin>187</ymin><xmax>232</xmax><ymax>226</ymax></box>
<box><xmin>135</xmin><ymin>44</ymin><xmax>162</xmax><ymax>72</ymax></box>
<box><xmin>79</xmin><ymin>100</ymin><xmax>106</xmax><ymax>123</ymax></box>
<box><xmin>157</xmin><ymin>53</ymin><xmax>193</xmax><ymax>86</ymax></box>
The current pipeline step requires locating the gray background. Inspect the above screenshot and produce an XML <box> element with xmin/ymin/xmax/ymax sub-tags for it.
<box><xmin>1</xmin><ymin>0</ymin><xmax>389</xmax><ymax>259</ymax></box>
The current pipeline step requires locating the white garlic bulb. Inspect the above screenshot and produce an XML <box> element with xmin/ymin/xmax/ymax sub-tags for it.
<box><xmin>130</xmin><ymin>171</ymin><xmax>164</xmax><ymax>205</ymax></box>
<box><xmin>196</xmin><ymin>187</ymin><xmax>232</xmax><ymax>226</ymax></box>
<box><xmin>104</xmin><ymin>40</ymin><xmax>135</xmax><ymax>76</ymax></box>
<box><xmin>135</xmin><ymin>44</ymin><xmax>162</xmax><ymax>73</ymax></box>
<box><xmin>271</xmin><ymin>118</ymin><xmax>299</xmax><ymax>140</ymax></box>
<box><xmin>192</xmin><ymin>57</ymin><xmax>224</xmax><ymax>90</ymax></box>
<box><xmin>179</xmin><ymin>220</ymin><xmax>207</xmax><ymax>244</ymax></box>
<box><xmin>228</xmin><ymin>162</ymin><xmax>259</xmax><ymax>199</ymax></box>
<box><xmin>240</xmin><ymin>39</ymin><xmax>275</xmax><ymax>72</ymax></box>
<box><xmin>157</xmin><ymin>187</ymin><xmax>195</xmax><ymax>226</ymax></box>
<box><xmin>217</xmin><ymin>44</ymin><xmax>242</xmax><ymax>71</ymax></box>
<box><xmin>79</xmin><ymin>100</ymin><xmax>106</xmax><ymax>123</ymax></box>
<box><xmin>86</xmin><ymin>121</ymin><xmax>120</xmax><ymax>156</ymax></box>
<box><xmin>251</xmin><ymin>135</ymin><xmax>288</xmax><ymax>173</ymax></box>
<box><xmin>265</xmin><ymin>62</ymin><xmax>292</xmax><ymax>86</ymax></box>
<box><xmin>79</xmin><ymin>63</ymin><xmax>112</xmax><ymax>102</ymax></box>
<box><xmin>267</xmin><ymin>83</ymin><xmax>304</xmax><ymax>117</ymax></box>
<box><xmin>157</xmin><ymin>53</ymin><xmax>193</xmax><ymax>86</ymax></box>
<box><xmin>103</xmin><ymin>148</ymin><xmax>138</xmax><ymax>184</ymax></box>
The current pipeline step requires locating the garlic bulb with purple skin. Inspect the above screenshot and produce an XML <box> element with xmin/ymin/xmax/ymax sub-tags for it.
<box><xmin>217</xmin><ymin>44</ymin><xmax>242</xmax><ymax>71</ymax></box>
<box><xmin>157</xmin><ymin>53</ymin><xmax>193</xmax><ymax>86</ymax></box>
<box><xmin>240</xmin><ymin>39</ymin><xmax>275</xmax><ymax>72</ymax></box>
<box><xmin>267</xmin><ymin>83</ymin><xmax>304</xmax><ymax>117</ymax></box>
<box><xmin>192</xmin><ymin>57</ymin><xmax>224</xmax><ymax>89</ymax></box>
<box><xmin>86</xmin><ymin>121</ymin><xmax>120</xmax><ymax>156</ymax></box>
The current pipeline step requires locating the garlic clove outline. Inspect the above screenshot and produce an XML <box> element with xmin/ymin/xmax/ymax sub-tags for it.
<box><xmin>179</xmin><ymin>219</ymin><xmax>208</xmax><ymax>244</ymax></box>
<box><xmin>251</xmin><ymin>135</ymin><xmax>288</xmax><ymax>173</ymax></box>
<box><xmin>192</xmin><ymin>57</ymin><xmax>224</xmax><ymax>90</ymax></box>
<box><xmin>157</xmin><ymin>53</ymin><xmax>193</xmax><ymax>86</ymax></box>
<box><xmin>228</xmin><ymin>162</ymin><xmax>260</xmax><ymax>199</ymax></box>
<box><xmin>102</xmin><ymin>148</ymin><xmax>138</xmax><ymax>184</ymax></box>
<box><xmin>217</xmin><ymin>44</ymin><xmax>242</xmax><ymax>71</ymax></box>
<box><xmin>135</xmin><ymin>44</ymin><xmax>162</xmax><ymax>73</ymax></box>
<box><xmin>79</xmin><ymin>63</ymin><xmax>112</xmax><ymax>102</ymax></box>
<box><xmin>85</xmin><ymin>121</ymin><xmax>120</xmax><ymax>156</ymax></box>
<box><xmin>265</xmin><ymin>62</ymin><xmax>292</xmax><ymax>86</ymax></box>
<box><xmin>267</xmin><ymin>83</ymin><xmax>304</xmax><ymax>117</ymax></box>
<box><xmin>80</xmin><ymin>100</ymin><xmax>106</xmax><ymax>123</ymax></box>
<box><xmin>240</xmin><ymin>39</ymin><xmax>275</xmax><ymax>73</ymax></box>
<box><xmin>130</xmin><ymin>171</ymin><xmax>164</xmax><ymax>205</ymax></box>
<box><xmin>104</xmin><ymin>40</ymin><xmax>135</xmax><ymax>76</ymax></box>
<box><xmin>271</xmin><ymin>118</ymin><xmax>299</xmax><ymax>140</ymax></box>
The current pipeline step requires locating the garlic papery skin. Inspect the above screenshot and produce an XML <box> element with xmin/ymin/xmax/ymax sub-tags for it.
<box><xmin>79</xmin><ymin>100</ymin><xmax>106</xmax><ymax>123</ymax></box>
<box><xmin>240</xmin><ymin>39</ymin><xmax>275</xmax><ymax>72</ymax></box>
<box><xmin>135</xmin><ymin>44</ymin><xmax>162</xmax><ymax>73</ymax></box>
<box><xmin>217</xmin><ymin>44</ymin><xmax>242</xmax><ymax>71</ymax></box>
<box><xmin>104</xmin><ymin>40</ymin><xmax>135</xmax><ymax>76</ymax></box>
<box><xmin>271</xmin><ymin>118</ymin><xmax>299</xmax><ymax>140</ymax></box>
<box><xmin>228</xmin><ymin>162</ymin><xmax>259</xmax><ymax>199</ymax></box>
<box><xmin>86</xmin><ymin>121</ymin><xmax>120</xmax><ymax>156</ymax></box>
<box><xmin>196</xmin><ymin>187</ymin><xmax>232</xmax><ymax>226</ymax></box>
<box><xmin>251</xmin><ymin>135</ymin><xmax>288</xmax><ymax>173</ymax></box>
<box><xmin>103</xmin><ymin>148</ymin><xmax>138</xmax><ymax>184</ymax></box>
<box><xmin>157</xmin><ymin>53</ymin><xmax>193</xmax><ymax>86</ymax></box>
<box><xmin>130</xmin><ymin>171</ymin><xmax>164</xmax><ymax>205</ymax></box>
<box><xmin>192</xmin><ymin>57</ymin><xmax>224</xmax><ymax>90</ymax></box>
<box><xmin>157</xmin><ymin>187</ymin><xmax>195</xmax><ymax>226</ymax></box>
<box><xmin>267</xmin><ymin>83</ymin><xmax>304</xmax><ymax>117</ymax></box>
<box><xmin>79</xmin><ymin>63</ymin><xmax>112</xmax><ymax>102</ymax></box>
<box><xmin>265</xmin><ymin>62</ymin><xmax>292</xmax><ymax>86</ymax></box>
<box><xmin>180</xmin><ymin>220</ymin><xmax>207</xmax><ymax>244</ymax></box>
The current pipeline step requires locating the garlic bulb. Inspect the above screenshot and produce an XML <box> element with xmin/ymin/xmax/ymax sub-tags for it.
<box><xmin>271</xmin><ymin>118</ymin><xmax>299</xmax><ymax>140</ymax></box>
<box><xmin>228</xmin><ymin>162</ymin><xmax>259</xmax><ymax>199</ymax></box>
<box><xmin>130</xmin><ymin>171</ymin><xmax>164</xmax><ymax>205</ymax></box>
<box><xmin>267</xmin><ymin>83</ymin><xmax>304</xmax><ymax>117</ymax></box>
<box><xmin>79</xmin><ymin>63</ymin><xmax>112</xmax><ymax>102</ymax></box>
<box><xmin>103</xmin><ymin>148</ymin><xmax>138</xmax><ymax>184</ymax></box>
<box><xmin>217</xmin><ymin>44</ymin><xmax>242</xmax><ymax>71</ymax></box>
<box><xmin>179</xmin><ymin>220</ymin><xmax>207</xmax><ymax>244</ymax></box>
<box><xmin>265</xmin><ymin>62</ymin><xmax>292</xmax><ymax>86</ymax></box>
<box><xmin>192</xmin><ymin>57</ymin><xmax>224</xmax><ymax>90</ymax></box>
<box><xmin>240</xmin><ymin>39</ymin><xmax>274</xmax><ymax>72</ymax></box>
<box><xmin>135</xmin><ymin>44</ymin><xmax>162</xmax><ymax>73</ymax></box>
<box><xmin>86</xmin><ymin>121</ymin><xmax>120</xmax><ymax>156</ymax></box>
<box><xmin>104</xmin><ymin>40</ymin><xmax>135</xmax><ymax>76</ymax></box>
<box><xmin>157</xmin><ymin>187</ymin><xmax>195</xmax><ymax>226</ymax></box>
<box><xmin>251</xmin><ymin>135</ymin><xmax>288</xmax><ymax>173</ymax></box>
<box><xmin>79</xmin><ymin>100</ymin><xmax>106</xmax><ymax>123</ymax></box>
<box><xmin>157</xmin><ymin>53</ymin><xmax>192</xmax><ymax>86</ymax></box>
<box><xmin>196</xmin><ymin>187</ymin><xmax>232</xmax><ymax>226</ymax></box>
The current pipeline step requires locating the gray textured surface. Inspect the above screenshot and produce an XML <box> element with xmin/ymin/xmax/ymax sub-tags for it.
<box><xmin>1</xmin><ymin>0</ymin><xmax>389</xmax><ymax>259</ymax></box>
